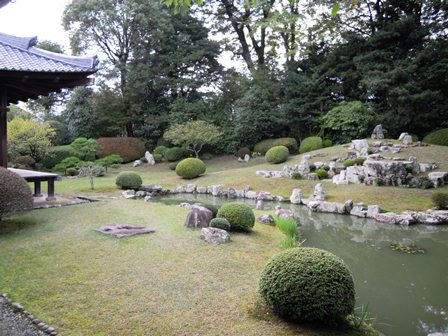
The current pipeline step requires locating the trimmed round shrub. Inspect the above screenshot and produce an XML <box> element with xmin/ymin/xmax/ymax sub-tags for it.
<box><xmin>237</xmin><ymin>147</ymin><xmax>251</xmax><ymax>159</ymax></box>
<box><xmin>432</xmin><ymin>192</ymin><xmax>448</xmax><ymax>209</ymax></box>
<box><xmin>354</xmin><ymin>157</ymin><xmax>366</xmax><ymax>166</ymax></box>
<box><xmin>175</xmin><ymin>158</ymin><xmax>206</xmax><ymax>179</ymax></box>
<box><xmin>317</xmin><ymin>168</ymin><xmax>329</xmax><ymax>179</ymax></box>
<box><xmin>217</xmin><ymin>202</ymin><xmax>255</xmax><ymax>231</ymax></box>
<box><xmin>299</xmin><ymin>136</ymin><xmax>323</xmax><ymax>154</ymax></box>
<box><xmin>259</xmin><ymin>247</ymin><xmax>355</xmax><ymax>324</ymax></box>
<box><xmin>115</xmin><ymin>171</ymin><xmax>143</xmax><ymax>189</ymax></box>
<box><xmin>265</xmin><ymin>146</ymin><xmax>289</xmax><ymax>164</ymax></box>
<box><xmin>153</xmin><ymin>146</ymin><xmax>168</xmax><ymax>157</ymax></box>
<box><xmin>169</xmin><ymin>162</ymin><xmax>178</xmax><ymax>170</ymax></box>
<box><xmin>423</xmin><ymin>128</ymin><xmax>448</xmax><ymax>146</ymax></box>
<box><xmin>98</xmin><ymin>137</ymin><xmax>145</xmax><ymax>163</ymax></box>
<box><xmin>343</xmin><ymin>159</ymin><xmax>355</xmax><ymax>168</ymax></box>
<box><xmin>66</xmin><ymin>167</ymin><xmax>78</xmax><ymax>176</ymax></box>
<box><xmin>254</xmin><ymin>138</ymin><xmax>298</xmax><ymax>155</ymax></box>
<box><xmin>209</xmin><ymin>218</ymin><xmax>231</xmax><ymax>231</ymax></box>
<box><xmin>0</xmin><ymin>168</ymin><xmax>33</xmax><ymax>221</ymax></box>
<box><xmin>154</xmin><ymin>154</ymin><xmax>163</xmax><ymax>163</ymax></box>
<box><xmin>165</xmin><ymin>147</ymin><xmax>188</xmax><ymax>162</ymax></box>
<box><xmin>323</xmin><ymin>139</ymin><xmax>333</xmax><ymax>148</ymax></box>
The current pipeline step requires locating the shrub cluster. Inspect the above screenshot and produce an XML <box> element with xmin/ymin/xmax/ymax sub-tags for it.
<box><xmin>259</xmin><ymin>247</ymin><xmax>355</xmax><ymax>324</ymax></box>
<box><xmin>42</xmin><ymin>145</ymin><xmax>75</xmax><ymax>169</ymax></box>
<box><xmin>165</xmin><ymin>147</ymin><xmax>188</xmax><ymax>162</ymax></box>
<box><xmin>237</xmin><ymin>147</ymin><xmax>251</xmax><ymax>159</ymax></box>
<box><xmin>299</xmin><ymin>136</ymin><xmax>323</xmax><ymax>154</ymax></box>
<box><xmin>323</xmin><ymin>139</ymin><xmax>333</xmax><ymax>148</ymax></box>
<box><xmin>265</xmin><ymin>145</ymin><xmax>289</xmax><ymax>164</ymax></box>
<box><xmin>209</xmin><ymin>218</ymin><xmax>231</xmax><ymax>231</ymax></box>
<box><xmin>343</xmin><ymin>159</ymin><xmax>356</xmax><ymax>168</ymax></box>
<box><xmin>115</xmin><ymin>171</ymin><xmax>143</xmax><ymax>189</ymax></box>
<box><xmin>432</xmin><ymin>192</ymin><xmax>448</xmax><ymax>209</ymax></box>
<box><xmin>154</xmin><ymin>146</ymin><xmax>168</xmax><ymax>157</ymax></box>
<box><xmin>0</xmin><ymin>168</ymin><xmax>33</xmax><ymax>221</ymax></box>
<box><xmin>254</xmin><ymin>138</ymin><xmax>298</xmax><ymax>155</ymax></box>
<box><xmin>66</xmin><ymin>167</ymin><xmax>78</xmax><ymax>176</ymax></box>
<box><xmin>423</xmin><ymin>128</ymin><xmax>448</xmax><ymax>146</ymax></box>
<box><xmin>217</xmin><ymin>202</ymin><xmax>255</xmax><ymax>231</ymax></box>
<box><xmin>317</xmin><ymin>168</ymin><xmax>329</xmax><ymax>179</ymax></box>
<box><xmin>154</xmin><ymin>154</ymin><xmax>163</xmax><ymax>163</ymax></box>
<box><xmin>168</xmin><ymin>162</ymin><xmax>178</xmax><ymax>170</ymax></box>
<box><xmin>175</xmin><ymin>158</ymin><xmax>206</xmax><ymax>179</ymax></box>
<box><xmin>98</xmin><ymin>137</ymin><xmax>145</xmax><ymax>163</ymax></box>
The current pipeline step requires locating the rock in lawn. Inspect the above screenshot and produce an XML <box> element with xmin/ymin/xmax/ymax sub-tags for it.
<box><xmin>200</xmin><ymin>227</ymin><xmax>230</xmax><ymax>244</ymax></box>
<box><xmin>371</xmin><ymin>124</ymin><xmax>385</xmax><ymax>139</ymax></box>
<box><xmin>275</xmin><ymin>208</ymin><xmax>294</xmax><ymax>219</ymax></box>
<box><xmin>290</xmin><ymin>188</ymin><xmax>303</xmax><ymax>204</ymax></box>
<box><xmin>312</xmin><ymin>183</ymin><xmax>325</xmax><ymax>201</ymax></box>
<box><xmin>184</xmin><ymin>205</ymin><xmax>213</xmax><ymax>228</ymax></box>
<box><xmin>133</xmin><ymin>160</ymin><xmax>142</xmax><ymax>167</ymax></box>
<box><xmin>122</xmin><ymin>190</ymin><xmax>136</xmax><ymax>199</ymax></box>
<box><xmin>145</xmin><ymin>151</ymin><xmax>155</xmax><ymax>165</ymax></box>
<box><xmin>96</xmin><ymin>225</ymin><xmax>155</xmax><ymax>238</ymax></box>
<box><xmin>258</xmin><ymin>214</ymin><xmax>275</xmax><ymax>224</ymax></box>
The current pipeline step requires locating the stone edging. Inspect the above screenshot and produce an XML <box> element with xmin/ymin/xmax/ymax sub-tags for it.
<box><xmin>0</xmin><ymin>293</ymin><xmax>60</xmax><ymax>336</ymax></box>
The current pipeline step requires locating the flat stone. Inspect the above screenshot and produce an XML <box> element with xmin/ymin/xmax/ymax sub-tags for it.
<box><xmin>374</xmin><ymin>212</ymin><xmax>416</xmax><ymax>225</ymax></box>
<box><xmin>307</xmin><ymin>201</ymin><xmax>347</xmax><ymax>214</ymax></box>
<box><xmin>350</xmin><ymin>203</ymin><xmax>367</xmax><ymax>218</ymax></box>
<box><xmin>366</xmin><ymin>205</ymin><xmax>381</xmax><ymax>219</ymax></box>
<box><xmin>200</xmin><ymin>227</ymin><xmax>230</xmax><ymax>244</ymax></box>
<box><xmin>95</xmin><ymin>225</ymin><xmax>155</xmax><ymax>238</ymax></box>
<box><xmin>135</xmin><ymin>190</ymin><xmax>146</xmax><ymax>198</ymax></box>
<box><xmin>122</xmin><ymin>190</ymin><xmax>136</xmax><ymax>199</ymax></box>
<box><xmin>245</xmin><ymin>190</ymin><xmax>258</xmax><ymax>199</ymax></box>
<box><xmin>258</xmin><ymin>214</ymin><xmax>275</xmax><ymax>224</ymax></box>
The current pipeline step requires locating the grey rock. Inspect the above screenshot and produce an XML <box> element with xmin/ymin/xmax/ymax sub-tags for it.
<box><xmin>308</xmin><ymin>173</ymin><xmax>319</xmax><ymax>180</ymax></box>
<box><xmin>200</xmin><ymin>227</ymin><xmax>230</xmax><ymax>244</ymax></box>
<box><xmin>314</xmin><ymin>161</ymin><xmax>325</xmax><ymax>170</ymax></box>
<box><xmin>412</xmin><ymin>210</ymin><xmax>448</xmax><ymax>225</ymax></box>
<box><xmin>344</xmin><ymin>200</ymin><xmax>354</xmax><ymax>213</ymax></box>
<box><xmin>243</xmin><ymin>154</ymin><xmax>250</xmax><ymax>162</ymax></box>
<box><xmin>398</xmin><ymin>132</ymin><xmax>409</xmax><ymax>141</ymax></box>
<box><xmin>312</xmin><ymin>183</ymin><xmax>325</xmax><ymax>201</ymax></box>
<box><xmin>307</xmin><ymin>201</ymin><xmax>347</xmax><ymax>214</ymax></box>
<box><xmin>196</xmin><ymin>186</ymin><xmax>207</xmax><ymax>194</ymax></box>
<box><xmin>184</xmin><ymin>205</ymin><xmax>214</xmax><ymax>228</ymax></box>
<box><xmin>257</xmin><ymin>191</ymin><xmax>274</xmax><ymax>201</ymax></box>
<box><xmin>179</xmin><ymin>202</ymin><xmax>192</xmax><ymax>209</ymax></box>
<box><xmin>352</xmin><ymin>139</ymin><xmax>369</xmax><ymax>155</ymax></box>
<box><xmin>211</xmin><ymin>184</ymin><xmax>224</xmax><ymax>196</ymax></box>
<box><xmin>245</xmin><ymin>190</ymin><xmax>258</xmax><ymax>199</ymax></box>
<box><xmin>374</xmin><ymin>212</ymin><xmax>416</xmax><ymax>225</ymax></box>
<box><xmin>256</xmin><ymin>200</ymin><xmax>264</xmax><ymax>210</ymax></box>
<box><xmin>402</xmin><ymin>134</ymin><xmax>413</xmax><ymax>145</ymax></box>
<box><xmin>122</xmin><ymin>190</ymin><xmax>136</xmax><ymax>199</ymax></box>
<box><xmin>275</xmin><ymin>208</ymin><xmax>294</xmax><ymax>219</ymax></box>
<box><xmin>290</xmin><ymin>188</ymin><xmax>303</xmax><ymax>204</ymax></box>
<box><xmin>333</xmin><ymin>170</ymin><xmax>349</xmax><ymax>185</ymax></box>
<box><xmin>371</xmin><ymin>124</ymin><xmax>385</xmax><ymax>139</ymax></box>
<box><xmin>274</xmin><ymin>195</ymin><xmax>285</xmax><ymax>202</ymax></box>
<box><xmin>346</xmin><ymin>165</ymin><xmax>365</xmax><ymax>184</ymax></box>
<box><xmin>135</xmin><ymin>190</ymin><xmax>147</xmax><ymax>198</ymax></box>
<box><xmin>175</xmin><ymin>185</ymin><xmax>186</xmax><ymax>193</ymax></box>
<box><xmin>133</xmin><ymin>160</ymin><xmax>142</xmax><ymax>167</ymax></box>
<box><xmin>298</xmin><ymin>155</ymin><xmax>311</xmax><ymax>175</ymax></box>
<box><xmin>419</xmin><ymin>163</ymin><xmax>436</xmax><ymax>172</ymax></box>
<box><xmin>428</xmin><ymin>172</ymin><xmax>448</xmax><ymax>187</ymax></box>
<box><xmin>427</xmin><ymin>333</ymin><xmax>448</xmax><ymax>336</ymax></box>
<box><xmin>227</xmin><ymin>187</ymin><xmax>237</xmax><ymax>198</ymax></box>
<box><xmin>185</xmin><ymin>184</ymin><xmax>196</xmax><ymax>193</ymax></box>
<box><xmin>144</xmin><ymin>195</ymin><xmax>152</xmax><ymax>202</ymax></box>
<box><xmin>145</xmin><ymin>151</ymin><xmax>155</xmax><ymax>165</ymax></box>
<box><xmin>235</xmin><ymin>189</ymin><xmax>245</xmax><ymax>198</ymax></box>
<box><xmin>350</xmin><ymin>203</ymin><xmax>367</xmax><ymax>218</ymax></box>
<box><xmin>258</xmin><ymin>214</ymin><xmax>275</xmax><ymax>224</ymax></box>
<box><xmin>366</xmin><ymin>205</ymin><xmax>381</xmax><ymax>219</ymax></box>
<box><xmin>11</xmin><ymin>302</ymin><xmax>24</xmax><ymax>312</ymax></box>
<box><xmin>244</xmin><ymin>185</ymin><xmax>252</xmax><ymax>192</ymax></box>
<box><xmin>363</xmin><ymin>159</ymin><xmax>412</xmax><ymax>186</ymax></box>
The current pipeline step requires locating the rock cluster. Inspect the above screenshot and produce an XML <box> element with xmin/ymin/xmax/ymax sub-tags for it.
<box><xmin>371</xmin><ymin>124</ymin><xmax>385</xmax><ymax>139</ymax></box>
<box><xmin>200</xmin><ymin>227</ymin><xmax>230</xmax><ymax>244</ymax></box>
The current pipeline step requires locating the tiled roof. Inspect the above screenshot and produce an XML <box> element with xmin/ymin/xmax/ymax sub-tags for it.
<box><xmin>0</xmin><ymin>32</ymin><xmax>98</xmax><ymax>73</ymax></box>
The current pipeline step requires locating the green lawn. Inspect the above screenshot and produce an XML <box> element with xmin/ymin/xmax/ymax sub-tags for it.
<box><xmin>0</xmin><ymin>201</ymin><xmax>374</xmax><ymax>336</ymax></box>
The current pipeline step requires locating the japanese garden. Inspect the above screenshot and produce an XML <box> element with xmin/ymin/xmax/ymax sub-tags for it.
<box><xmin>0</xmin><ymin>0</ymin><xmax>447</xmax><ymax>336</ymax></box>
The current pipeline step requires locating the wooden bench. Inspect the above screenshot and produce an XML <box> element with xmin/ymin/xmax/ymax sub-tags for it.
<box><xmin>8</xmin><ymin>168</ymin><xmax>61</xmax><ymax>201</ymax></box>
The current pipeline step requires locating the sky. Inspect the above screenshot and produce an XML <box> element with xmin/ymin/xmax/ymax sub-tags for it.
<box><xmin>0</xmin><ymin>0</ymin><xmax>72</xmax><ymax>50</ymax></box>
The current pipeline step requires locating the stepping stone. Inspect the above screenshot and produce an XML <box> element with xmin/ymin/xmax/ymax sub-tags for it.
<box><xmin>95</xmin><ymin>225</ymin><xmax>155</xmax><ymax>238</ymax></box>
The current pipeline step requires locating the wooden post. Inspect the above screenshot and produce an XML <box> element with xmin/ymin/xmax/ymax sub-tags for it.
<box><xmin>34</xmin><ymin>181</ymin><xmax>42</xmax><ymax>197</ymax></box>
<box><xmin>0</xmin><ymin>86</ymin><xmax>8</xmax><ymax>168</ymax></box>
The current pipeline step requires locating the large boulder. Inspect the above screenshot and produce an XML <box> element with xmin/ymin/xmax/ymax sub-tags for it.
<box><xmin>200</xmin><ymin>227</ymin><xmax>230</xmax><ymax>244</ymax></box>
<box><xmin>402</xmin><ymin>134</ymin><xmax>413</xmax><ymax>145</ymax></box>
<box><xmin>145</xmin><ymin>151</ymin><xmax>155</xmax><ymax>165</ymax></box>
<box><xmin>363</xmin><ymin>159</ymin><xmax>411</xmax><ymax>186</ymax></box>
<box><xmin>371</xmin><ymin>124</ymin><xmax>385</xmax><ymax>139</ymax></box>
<box><xmin>312</xmin><ymin>183</ymin><xmax>325</xmax><ymax>201</ymax></box>
<box><xmin>352</xmin><ymin>139</ymin><xmax>369</xmax><ymax>156</ymax></box>
<box><xmin>428</xmin><ymin>172</ymin><xmax>448</xmax><ymax>187</ymax></box>
<box><xmin>184</xmin><ymin>205</ymin><xmax>214</xmax><ymax>228</ymax></box>
<box><xmin>374</xmin><ymin>212</ymin><xmax>416</xmax><ymax>225</ymax></box>
<box><xmin>298</xmin><ymin>155</ymin><xmax>311</xmax><ymax>176</ymax></box>
<box><xmin>258</xmin><ymin>214</ymin><xmax>275</xmax><ymax>224</ymax></box>
<box><xmin>346</xmin><ymin>165</ymin><xmax>365</xmax><ymax>184</ymax></box>
<box><xmin>307</xmin><ymin>201</ymin><xmax>347</xmax><ymax>214</ymax></box>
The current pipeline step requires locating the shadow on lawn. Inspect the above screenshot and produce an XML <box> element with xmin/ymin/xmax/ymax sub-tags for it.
<box><xmin>0</xmin><ymin>216</ymin><xmax>40</xmax><ymax>235</ymax></box>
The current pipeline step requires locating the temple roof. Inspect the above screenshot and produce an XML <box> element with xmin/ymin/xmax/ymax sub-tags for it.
<box><xmin>0</xmin><ymin>0</ymin><xmax>10</xmax><ymax>9</ymax></box>
<box><xmin>0</xmin><ymin>32</ymin><xmax>98</xmax><ymax>73</ymax></box>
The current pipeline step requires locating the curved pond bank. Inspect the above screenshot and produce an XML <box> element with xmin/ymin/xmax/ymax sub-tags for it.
<box><xmin>154</xmin><ymin>193</ymin><xmax>448</xmax><ymax>336</ymax></box>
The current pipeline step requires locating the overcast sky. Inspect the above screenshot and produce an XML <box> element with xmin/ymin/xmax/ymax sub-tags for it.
<box><xmin>0</xmin><ymin>0</ymin><xmax>73</xmax><ymax>51</ymax></box>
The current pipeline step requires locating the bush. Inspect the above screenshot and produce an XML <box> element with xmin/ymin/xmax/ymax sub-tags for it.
<box><xmin>259</xmin><ymin>247</ymin><xmax>355</xmax><ymax>324</ymax></box>
<box><xmin>175</xmin><ymin>158</ymin><xmax>206</xmax><ymax>179</ymax></box>
<box><xmin>165</xmin><ymin>147</ymin><xmax>188</xmax><ymax>162</ymax></box>
<box><xmin>343</xmin><ymin>159</ymin><xmax>356</xmax><ymax>168</ymax></box>
<box><xmin>42</xmin><ymin>145</ymin><xmax>75</xmax><ymax>169</ymax></box>
<box><xmin>115</xmin><ymin>171</ymin><xmax>143</xmax><ymax>190</ymax></box>
<box><xmin>0</xmin><ymin>168</ymin><xmax>33</xmax><ymax>221</ymax></box>
<box><xmin>154</xmin><ymin>154</ymin><xmax>163</xmax><ymax>163</ymax></box>
<box><xmin>66</xmin><ymin>167</ymin><xmax>78</xmax><ymax>176</ymax></box>
<box><xmin>291</xmin><ymin>172</ymin><xmax>302</xmax><ymax>180</ymax></box>
<box><xmin>237</xmin><ymin>147</ymin><xmax>251</xmax><ymax>159</ymax></box>
<box><xmin>154</xmin><ymin>146</ymin><xmax>168</xmax><ymax>157</ymax></box>
<box><xmin>423</xmin><ymin>128</ymin><xmax>448</xmax><ymax>146</ymax></box>
<box><xmin>254</xmin><ymin>138</ymin><xmax>298</xmax><ymax>155</ymax></box>
<box><xmin>54</xmin><ymin>156</ymin><xmax>84</xmax><ymax>174</ymax></box>
<box><xmin>13</xmin><ymin>155</ymin><xmax>35</xmax><ymax>168</ymax></box>
<box><xmin>217</xmin><ymin>202</ymin><xmax>255</xmax><ymax>231</ymax></box>
<box><xmin>354</xmin><ymin>157</ymin><xmax>366</xmax><ymax>166</ymax></box>
<box><xmin>323</xmin><ymin>139</ymin><xmax>333</xmax><ymax>148</ymax></box>
<box><xmin>169</xmin><ymin>162</ymin><xmax>178</xmax><ymax>170</ymax></box>
<box><xmin>209</xmin><ymin>218</ymin><xmax>231</xmax><ymax>231</ymax></box>
<box><xmin>70</xmin><ymin>137</ymin><xmax>102</xmax><ymax>161</ymax></box>
<box><xmin>265</xmin><ymin>146</ymin><xmax>289</xmax><ymax>164</ymax></box>
<box><xmin>432</xmin><ymin>192</ymin><xmax>448</xmax><ymax>209</ymax></box>
<box><xmin>95</xmin><ymin>154</ymin><xmax>123</xmax><ymax>172</ymax></box>
<box><xmin>299</xmin><ymin>136</ymin><xmax>323</xmax><ymax>154</ymax></box>
<box><xmin>317</xmin><ymin>168</ymin><xmax>329</xmax><ymax>179</ymax></box>
<box><xmin>98</xmin><ymin>137</ymin><xmax>145</xmax><ymax>163</ymax></box>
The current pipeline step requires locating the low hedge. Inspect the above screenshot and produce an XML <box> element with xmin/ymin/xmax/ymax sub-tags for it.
<box><xmin>175</xmin><ymin>158</ymin><xmax>206</xmax><ymax>179</ymax></box>
<box><xmin>423</xmin><ymin>128</ymin><xmax>448</xmax><ymax>146</ymax></box>
<box><xmin>42</xmin><ymin>145</ymin><xmax>75</xmax><ymax>169</ymax></box>
<box><xmin>265</xmin><ymin>145</ymin><xmax>289</xmax><ymax>164</ymax></box>
<box><xmin>115</xmin><ymin>171</ymin><xmax>143</xmax><ymax>189</ymax></box>
<box><xmin>254</xmin><ymin>138</ymin><xmax>298</xmax><ymax>155</ymax></box>
<box><xmin>0</xmin><ymin>168</ymin><xmax>33</xmax><ymax>221</ymax></box>
<box><xmin>98</xmin><ymin>137</ymin><xmax>145</xmax><ymax>163</ymax></box>
<box><xmin>299</xmin><ymin>136</ymin><xmax>323</xmax><ymax>154</ymax></box>
<box><xmin>217</xmin><ymin>202</ymin><xmax>255</xmax><ymax>231</ymax></box>
<box><xmin>165</xmin><ymin>147</ymin><xmax>189</xmax><ymax>162</ymax></box>
<box><xmin>259</xmin><ymin>247</ymin><xmax>355</xmax><ymax>324</ymax></box>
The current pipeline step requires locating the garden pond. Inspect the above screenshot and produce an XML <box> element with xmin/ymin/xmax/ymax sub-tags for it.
<box><xmin>154</xmin><ymin>193</ymin><xmax>448</xmax><ymax>336</ymax></box>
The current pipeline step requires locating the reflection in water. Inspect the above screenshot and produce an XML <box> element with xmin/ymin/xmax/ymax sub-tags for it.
<box><xmin>153</xmin><ymin>194</ymin><xmax>448</xmax><ymax>336</ymax></box>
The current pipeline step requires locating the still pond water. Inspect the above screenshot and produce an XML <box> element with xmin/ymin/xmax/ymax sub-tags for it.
<box><xmin>155</xmin><ymin>194</ymin><xmax>448</xmax><ymax>336</ymax></box>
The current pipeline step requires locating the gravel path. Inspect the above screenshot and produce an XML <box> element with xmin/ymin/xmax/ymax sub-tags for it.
<box><xmin>0</xmin><ymin>297</ymin><xmax>46</xmax><ymax>336</ymax></box>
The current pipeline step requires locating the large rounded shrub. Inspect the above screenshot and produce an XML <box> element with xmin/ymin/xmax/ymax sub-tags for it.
<box><xmin>299</xmin><ymin>136</ymin><xmax>323</xmax><ymax>154</ymax></box>
<box><xmin>115</xmin><ymin>171</ymin><xmax>143</xmax><ymax>189</ymax></box>
<box><xmin>259</xmin><ymin>247</ymin><xmax>355</xmax><ymax>324</ymax></box>
<box><xmin>217</xmin><ymin>202</ymin><xmax>255</xmax><ymax>231</ymax></box>
<box><xmin>153</xmin><ymin>146</ymin><xmax>168</xmax><ymax>157</ymax></box>
<box><xmin>423</xmin><ymin>128</ymin><xmax>448</xmax><ymax>146</ymax></box>
<box><xmin>0</xmin><ymin>168</ymin><xmax>33</xmax><ymax>221</ymax></box>
<box><xmin>254</xmin><ymin>138</ymin><xmax>298</xmax><ymax>155</ymax></box>
<box><xmin>165</xmin><ymin>147</ymin><xmax>188</xmax><ymax>162</ymax></box>
<box><xmin>175</xmin><ymin>158</ymin><xmax>206</xmax><ymax>179</ymax></box>
<box><xmin>265</xmin><ymin>146</ymin><xmax>289</xmax><ymax>164</ymax></box>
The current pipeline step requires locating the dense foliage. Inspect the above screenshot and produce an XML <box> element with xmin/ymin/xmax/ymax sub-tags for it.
<box><xmin>423</xmin><ymin>129</ymin><xmax>448</xmax><ymax>146</ymax></box>
<box><xmin>175</xmin><ymin>158</ymin><xmax>206</xmax><ymax>179</ymax></box>
<box><xmin>42</xmin><ymin>145</ymin><xmax>75</xmax><ymax>169</ymax></box>
<box><xmin>254</xmin><ymin>138</ymin><xmax>298</xmax><ymax>155</ymax></box>
<box><xmin>164</xmin><ymin>147</ymin><xmax>189</xmax><ymax>162</ymax></box>
<box><xmin>97</xmin><ymin>137</ymin><xmax>145</xmax><ymax>163</ymax></box>
<box><xmin>299</xmin><ymin>137</ymin><xmax>323</xmax><ymax>154</ymax></box>
<box><xmin>70</xmin><ymin>137</ymin><xmax>102</xmax><ymax>161</ymax></box>
<box><xmin>265</xmin><ymin>146</ymin><xmax>289</xmax><ymax>164</ymax></box>
<box><xmin>432</xmin><ymin>192</ymin><xmax>448</xmax><ymax>209</ymax></box>
<box><xmin>0</xmin><ymin>168</ymin><xmax>33</xmax><ymax>221</ymax></box>
<box><xmin>115</xmin><ymin>172</ymin><xmax>143</xmax><ymax>190</ymax></box>
<box><xmin>259</xmin><ymin>247</ymin><xmax>355</xmax><ymax>324</ymax></box>
<box><xmin>217</xmin><ymin>203</ymin><xmax>255</xmax><ymax>231</ymax></box>
<box><xmin>209</xmin><ymin>218</ymin><xmax>231</xmax><ymax>231</ymax></box>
